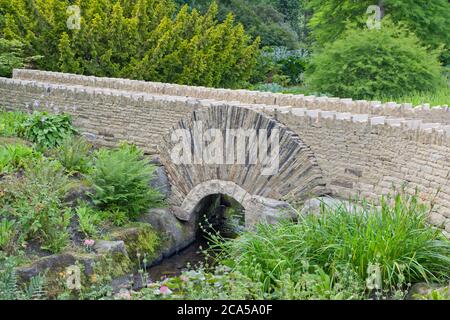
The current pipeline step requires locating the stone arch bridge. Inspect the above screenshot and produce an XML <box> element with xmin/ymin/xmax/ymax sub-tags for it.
<box><xmin>1</xmin><ymin>69</ymin><xmax>450</xmax><ymax>236</ymax></box>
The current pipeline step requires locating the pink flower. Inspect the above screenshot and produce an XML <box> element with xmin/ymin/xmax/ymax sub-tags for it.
<box><xmin>84</xmin><ymin>239</ymin><xmax>95</xmax><ymax>247</ymax></box>
<box><xmin>117</xmin><ymin>289</ymin><xmax>132</xmax><ymax>300</ymax></box>
<box><xmin>180</xmin><ymin>275</ymin><xmax>189</xmax><ymax>282</ymax></box>
<box><xmin>159</xmin><ymin>285</ymin><xmax>172</xmax><ymax>295</ymax></box>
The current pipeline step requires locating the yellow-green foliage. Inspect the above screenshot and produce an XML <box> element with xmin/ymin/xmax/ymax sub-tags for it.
<box><xmin>110</xmin><ymin>223</ymin><xmax>160</xmax><ymax>264</ymax></box>
<box><xmin>306</xmin><ymin>21</ymin><xmax>444</xmax><ymax>100</ymax></box>
<box><xmin>0</xmin><ymin>0</ymin><xmax>260</xmax><ymax>88</ymax></box>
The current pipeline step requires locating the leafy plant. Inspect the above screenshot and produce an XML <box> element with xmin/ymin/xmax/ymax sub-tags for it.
<box><xmin>251</xmin><ymin>46</ymin><xmax>308</xmax><ymax>86</ymax></box>
<box><xmin>100</xmin><ymin>209</ymin><xmax>129</xmax><ymax>227</ymax></box>
<box><xmin>0</xmin><ymin>158</ymin><xmax>73</xmax><ymax>253</ymax></box>
<box><xmin>21</xmin><ymin>112</ymin><xmax>77</xmax><ymax>150</ymax></box>
<box><xmin>0</xmin><ymin>110</ymin><xmax>28</xmax><ymax>137</ymax></box>
<box><xmin>51</xmin><ymin>135</ymin><xmax>92</xmax><ymax>175</ymax></box>
<box><xmin>415</xmin><ymin>287</ymin><xmax>450</xmax><ymax>300</ymax></box>
<box><xmin>87</xmin><ymin>143</ymin><xmax>164</xmax><ymax>220</ymax></box>
<box><xmin>306</xmin><ymin>21</ymin><xmax>444</xmax><ymax>100</ymax></box>
<box><xmin>307</xmin><ymin>0</ymin><xmax>450</xmax><ymax>64</ymax></box>
<box><xmin>0</xmin><ymin>39</ymin><xmax>24</xmax><ymax>77</ymax></box>
<box><xmin>0</xmin><ymin>143</ymin><xmax>40</xmax><ymax>174</ymax></box>
<box><xmin>76</xmin><ymin>204</ymin><xmax>104</xmax><ymax>238</ymax></box>
<box><xmin>133</xmin><ymin>265</ymin><xmax>260</xmax><ymax>300</ymax></box>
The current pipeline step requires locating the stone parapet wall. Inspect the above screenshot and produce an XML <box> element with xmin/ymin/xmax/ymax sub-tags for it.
<box><xmin>13</xmin><ymin>69</ymin><xmax>450</xmax><ymax>124</ymax></box>
<box><xmin>1</xmin><ymin>75</ymin><xmax>449</xmax><ymax>236</ymax></box>
<box><xmin>0</xmin><ymin>78</ymin><xmax>202</xmax><ymax>154</ymax></box>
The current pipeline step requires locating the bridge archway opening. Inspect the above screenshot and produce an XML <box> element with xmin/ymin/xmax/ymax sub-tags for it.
<box><xmin>193</xmin><ymin>194</ymin><xmax>245</xmax><ymax>240</ymax></box>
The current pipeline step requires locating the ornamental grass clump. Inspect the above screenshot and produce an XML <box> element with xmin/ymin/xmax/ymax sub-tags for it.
<box><xmin>214</xmin><ymin>193</ymin><xmax>450</xmax><ymax>297</ymax></box>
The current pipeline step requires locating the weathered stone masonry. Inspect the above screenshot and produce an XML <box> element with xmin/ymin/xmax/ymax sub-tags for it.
<box><xmin>1</xmin><ymin>69</ymin><xmax>449</xmax><ymax>236</ymax></box>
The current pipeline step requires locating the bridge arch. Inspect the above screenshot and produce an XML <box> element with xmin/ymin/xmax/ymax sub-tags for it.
<box><xmin>159</xmin><ymin>104</ymin><xmax>327</xmax><ymax>226</ymax></box>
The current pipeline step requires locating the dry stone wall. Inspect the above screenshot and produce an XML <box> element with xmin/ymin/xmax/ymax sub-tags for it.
<box><xmin>13</xmin><ymin>69</ymin><xmax>450</xmax><ymax>124</ymax></box>
<box><xmin>1</xmin><ymin>70</ymin><xmax>450</xmax><ymax>235</ymax></box>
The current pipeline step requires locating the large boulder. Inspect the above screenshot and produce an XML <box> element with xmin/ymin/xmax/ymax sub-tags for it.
<box><xmin>15</xmin><ymin>252</ymin><xmax>97</xmax><ymax>283</ymax></box>
<box><xmin>93</xmin><ymin>240</ymin><xmax>127</xmax><ymax>256</ymax></box>
<box><xmin>64</xmin><ymin>183</ymin><xmax>94</xmax><ymax>207</ymax></box>
<box><xmin>406</xmin><ymin>282</ymin><xmax>449</xmax><ymax>300</ymax></box>
<box><xmin>246</xmin><ymin>196</ymin><xmax>299</xmax><ymax>227</ymax></box>
<box><xmin>300</xmin><ymin>196</ymin><xmax>362</xmax><ymax>216</ymax></box>
<box><xmin>138</xmin><ymin>207</ymin><xmax>197</xmax><ymax>259</ymax></box>
<box><xmin>149</xmin><ymin>166</ymin><xmax>171</xmax><ymax>199</ymax></box>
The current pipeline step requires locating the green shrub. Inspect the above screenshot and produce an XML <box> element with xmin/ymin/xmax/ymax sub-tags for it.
<box><xmin>1</xmin><ymin>1</ymin><xmax>260</xmax><ymax>88</ymax></box>
<box><xmin>251</xmin><ymin>47</ymin><xmax>308</xmax><ymax>86</ymax></box>
<box><xmin>87</xmin><ymin>143</ymin><xmax>163</xmax><ymax>220</ymax></box>
<box><xmin>213</xmin><ymin>193</ymin><xmax>450</xmax><ymax>297</ymax></box>
<box><xmin>0</xmin><ymin>143</ymin><xmax>40</xmax><ymax>174</ymax></box>
<box><xmin>21</xmin><ymin>112</ymin><xmax>77</xmax><ymax>150</ymax></box>
<box><xmin>306</xmin><ymin>22</ymin><xmax>444</xmax><ymax>100</ymax></box>
<box><xmin>0</xmin><ymin>159</ymin><xmax>73</xmax><ymax>253</ymax></box>
<box><xmin>0</xmin><ymin>39</ymin><xmax>34</xmax><ymax>78</ymax></box>
<box><xmin>307</xmin><ymin>0</ymin><xmax>450</xmax><ymax>65</ymax></box>
<box><xmin>51</xmin><ymin>135</ymin><xmax>92</xmax><ymax>175</ymax></box>
<box><xmin>0</xmin><ymin>110</ymin><xmax>28</xmax><ymax>137</ymax></box>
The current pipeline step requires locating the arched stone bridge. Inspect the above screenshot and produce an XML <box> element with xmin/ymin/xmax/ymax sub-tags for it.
<box><xmin>1</xmin><ymin>69</ymin><xmax>450</xmax><ymax>236</ymax></box>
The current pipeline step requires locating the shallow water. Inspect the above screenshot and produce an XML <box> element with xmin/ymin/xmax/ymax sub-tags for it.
<box><xmin>146</xmin><ymin>238</ymin><xmax>208</xmax><ymax>282</ymax></box>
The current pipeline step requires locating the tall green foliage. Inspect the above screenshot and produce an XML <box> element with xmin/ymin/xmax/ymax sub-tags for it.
<box><xmin>307</xmin><ymin>0</ymin><xmax>450</xmax><ymax>64</ymax></box>
<box><xmin>182</xmin><ymin>0</ymin><xmax>309</xmax><ymax>50</ymax></box>
<box><xmin>0</xmin><ymin>39</ymin><xmax>24</xmax><ymax>77</ymax></box>
<box><xmin>305</xmin><ymin>22</ymin><xmax>444</xmax><ymax>99</ymax></box>
<box><xmin>213</xmin><ymin>193</ymin><xmax>450</xmax><ymax>296</ymax></box>
<box><xmin>0</xmin><ymin>0</ymin><xmax>260</xmax><ymax>88</ymax></box>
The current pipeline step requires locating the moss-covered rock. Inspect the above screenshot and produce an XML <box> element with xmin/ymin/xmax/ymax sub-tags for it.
<box><xmin>15</xmin><ymin>247</ymin><xmax>132</xmax><ymax>299</ymax></box>
<box><xmin>110</xmin><ymin>223</ymin><xmax>161</xmax><ymax>265</ymax></box>
<box><xmin>138</xmin><ymin>207</ymin><xmax>197</xmax><ymax>259</ymax></box>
